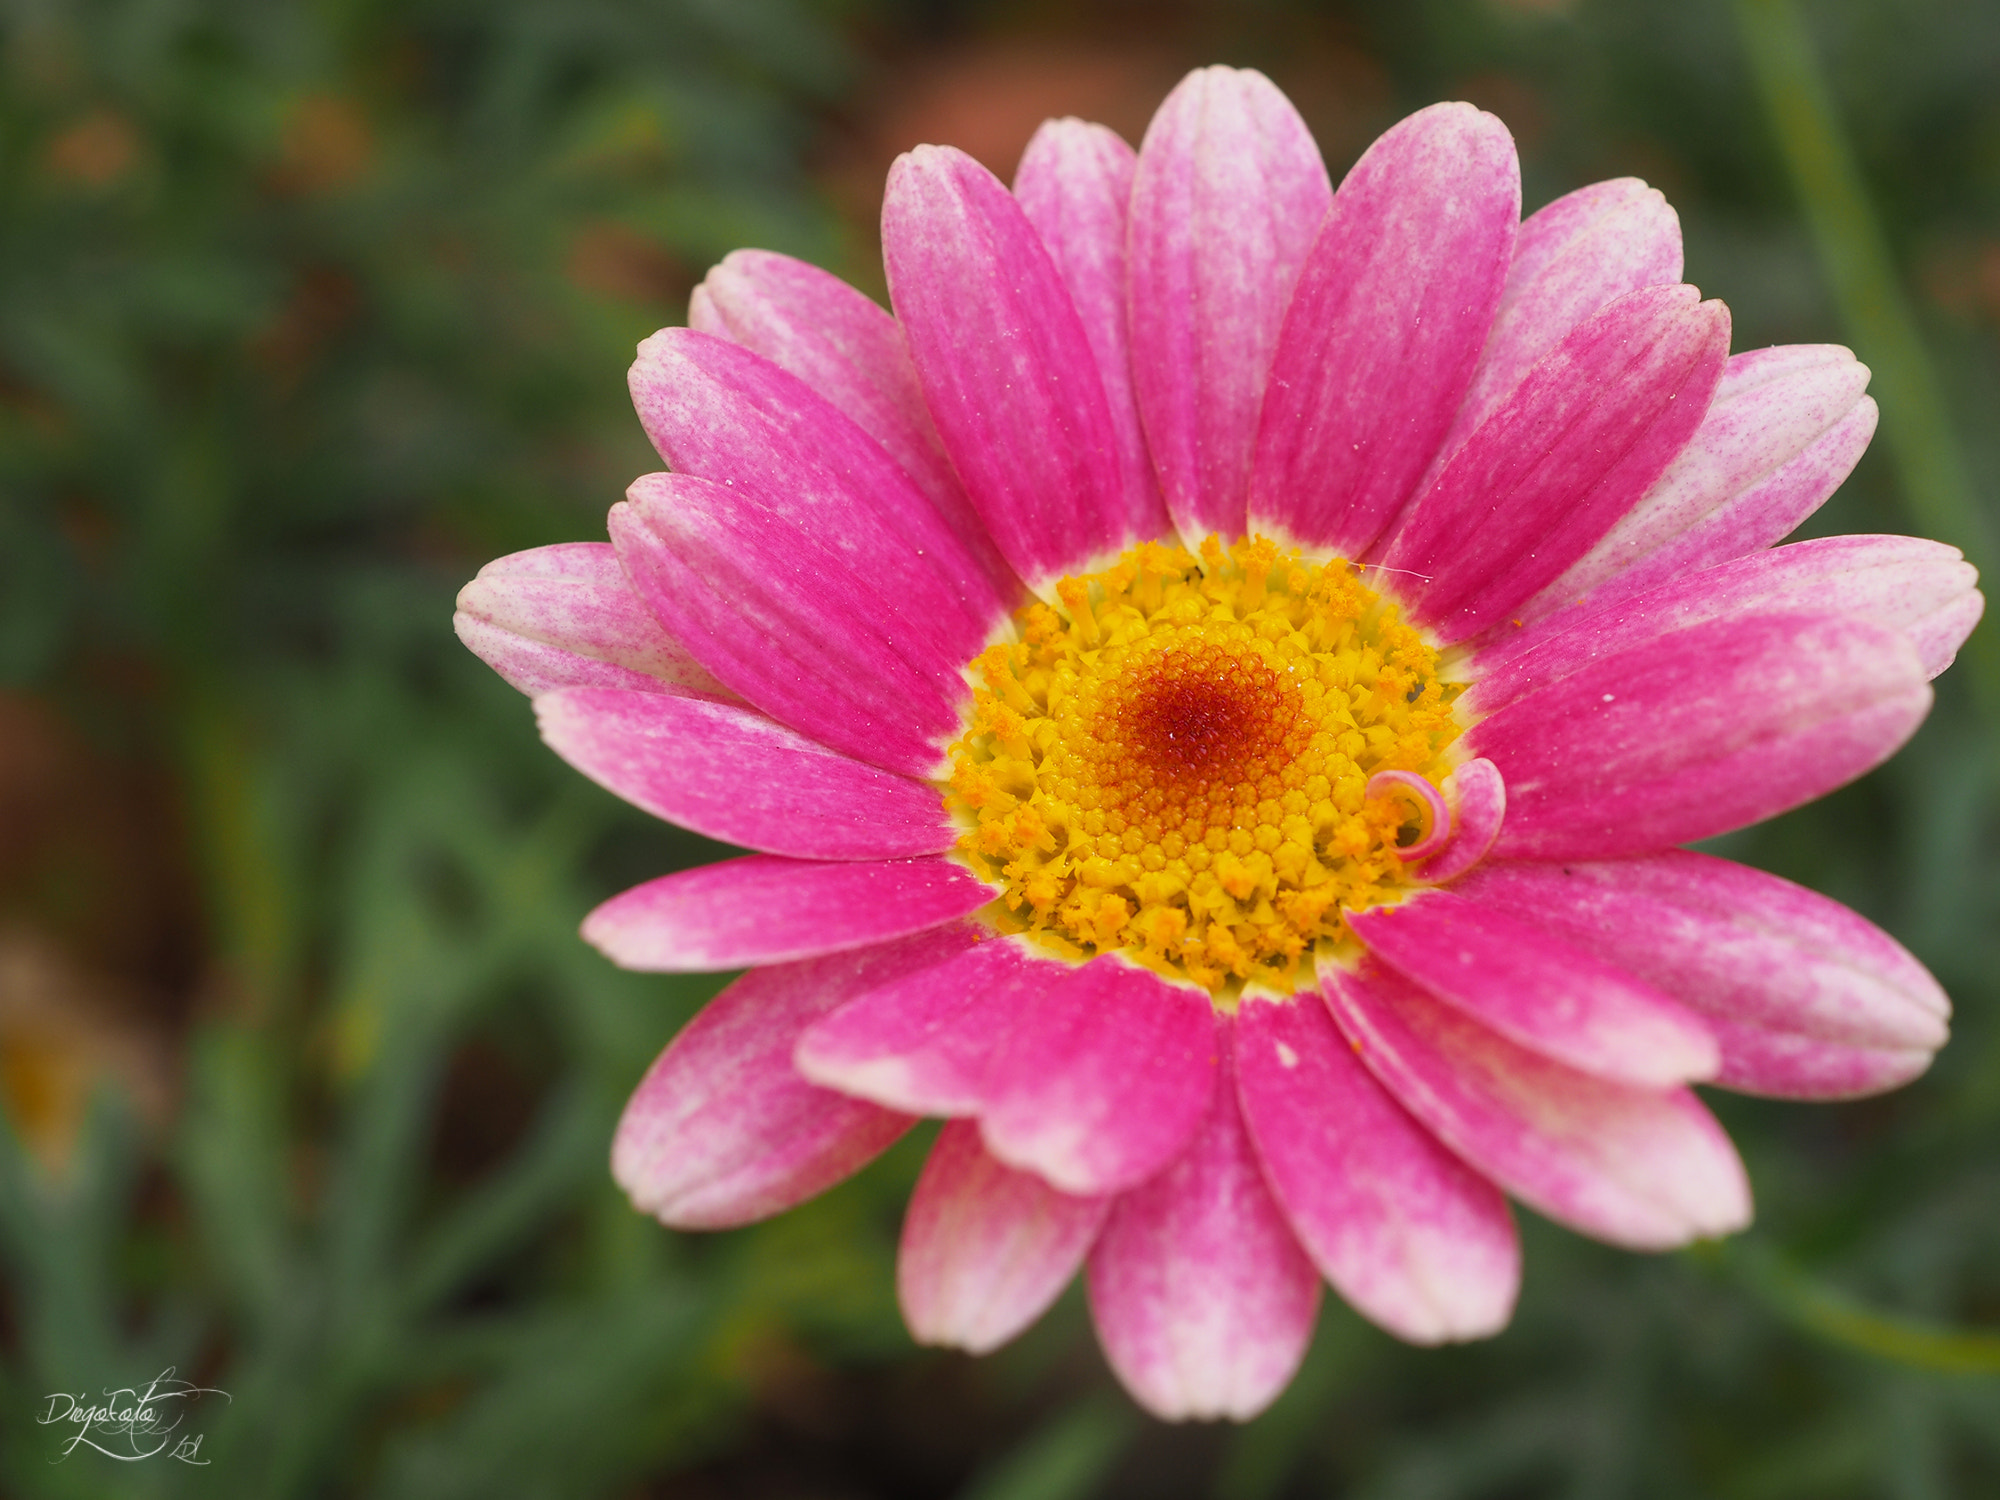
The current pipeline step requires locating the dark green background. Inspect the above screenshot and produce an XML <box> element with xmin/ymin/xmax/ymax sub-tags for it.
<box><xmin>2</xmin><ymin>0</ymin><xmax>1997</xmax><ymax>1494</ymax></box>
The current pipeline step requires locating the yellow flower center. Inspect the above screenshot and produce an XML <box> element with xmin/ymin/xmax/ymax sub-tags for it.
<box><xmin>945</xmin><ymin>536</ymin><xmax>1465</xmax><ymax>1004</ymax></box>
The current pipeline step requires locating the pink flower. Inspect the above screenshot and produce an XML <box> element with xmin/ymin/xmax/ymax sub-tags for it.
<box><xmin>455</xmin><ymin>67</ymin><xmax>1983</xmax><ymax>1421</ymax></box>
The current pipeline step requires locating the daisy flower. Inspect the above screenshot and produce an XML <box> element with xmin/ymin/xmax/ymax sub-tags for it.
<box><xmin>454</xmin><ymin>67</ymin><xmax>1983</xmax><ymax>1420</ymax></box>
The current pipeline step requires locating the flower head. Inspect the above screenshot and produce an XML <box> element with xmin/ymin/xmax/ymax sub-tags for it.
<box><xmin>455</xmin><ymin>67</ymin><xmax>1983</xmax><ymax>1420</ymax></box>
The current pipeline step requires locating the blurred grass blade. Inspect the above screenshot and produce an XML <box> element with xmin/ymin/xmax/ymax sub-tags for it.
<box><xmin>180</xmin><ymin>1026</ymin><xmax>296</xmax><ymax>1331</ymax></box>
<box><xmin>400</xmin><ymin>1081</ymin><xmax>611</xmax><ymax>1318</ymax></box>
<box><xmin>1735</xmin><ymin>0</ymin><xmax>2000</xmax><ymax>724</ymax></box>
<box><xmin>1730</xmin><ymin>1242</ymin><xmax>2000</xmax><ymax>1375</ymax></box>
<box><xmin>955</xmin><ymin>1394</ymin><xmax>1138</xmax><ymax>1500</ymax></box>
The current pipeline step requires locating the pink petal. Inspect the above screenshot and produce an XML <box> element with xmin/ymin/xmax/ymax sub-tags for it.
<box><xmin>1470</xmin><ymin>612</ymin><xmax>1932</xmax><ymax>862</ymax></box>
<box><xmin>1453</xmin><ymin>853</ymin><xmax>1950</xmax><ymax>1098</ymax></box>
<box><xmin>535</xmin><ymin>687</ymin><xmax>954</xmax><ymax>860</ymax></box>
<box><xmin>1014</xmin><ymin>118</ymin><xmax>1171</xmax><ymax>547</ymax></box>
<box><xmin>1377</xmin><ymin>284</ymin><xmax>1730</xmax><ymax>643</ymax></box>
<box><xmin>612</xmin><ymin>475</ymin><xmax>963</xmax><ymax>778</ymax></box>
<box><xmin>1323</xmin><ymin>961</ymin><xmax>1753</xmax><ymax>1250</ymax></box>
<box><xmin>979</xmin><ymin>959</ymin><xmax>1218</xmax><ymax>1196</ymax></box>
<box><xmin>1435</xmin><ymin>178</ymin><xmax>1683</xmax><ymax>470</ymax></box>
<box><xmin>582</xmin><ymin>855</ymin><xmax>997</xmax><ymax>972</ymax></box>
<box><xmin>1087</xmin><ymin>1024</ymin><xmax>1321</xmax><ymax>1422</ymax></box>
<box><xmin>1236</xmin><ymin>995</ymin><xmax>1519</xmax><ymax>1343</ymax></box>
<box><xmin>899</xmin><ymin>1119</ymin><xmax>1110</xmax><ymax>1354</ymax></box>
<box><xmin>628</xmin><ymin>328</ymin><xmax>1011</xmax><ymax>650</ymax></box>
<box><xmin>1249</xmin><ymin>103</ymin><xmax>1520</xmax><ymax>556</ymax></box>
<box><xmin>1128</xmin><ymin>66</ymin><xmax>1332</xmax><ymax>545</ymax></box>
<box><xmin>883</xmin><ymin>144</ymin><xmax>1128</xmax><ymax>588</ymax></box>
<box><xmin>686</xmin><ymin>249</ymin><xmax>1011</xmax><ymax>591</ymax></box>
<box><xmin>1414</xmin><ymin>757</ymin><xmax>1507</xmax><ymax>885</ymax></box>
<box><xmin>1686</xmin><ymin>1028</ymin><xmax>1935</xmax><ymax>1100</ymax></box>
<box><xmin>1468</xmin><ymin>535</ymin><xmax>1983</xmax><ymax>715</ymax></box>
<box><xmin>1509</xmin><ymin>347</ymin><xmax>1876</xmax><ymax>631</ymax></box>
<box><xmin>612</xmin><ymin>931</ymin><xmax>978</xmax><ymax>1227</ymax></box>
<box><xmin>795</xmin><ymin>936</ymin><xmax>1064</xmax><ymax>1115</ymax></box>
<box><xmin>454</xmin><ymin>542</ymin><xmax>732</xmax><ymax>699</ymax></box>
<box><xmin>1348</xmin><ymin>890</ymin><xmax>1720</xmax><ymax>1087</ymax></box>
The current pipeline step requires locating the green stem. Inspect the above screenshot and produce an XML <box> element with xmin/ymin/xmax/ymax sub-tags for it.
<box><xmin>1735</xmin><ymin>0</ymin><xmax>2000</xmax><ymax>728</ymax></box>
<box><xmin>1705</xmin><ymin>1241</ymin><xmax>2000</xmax><ymax>1376</ymax></box>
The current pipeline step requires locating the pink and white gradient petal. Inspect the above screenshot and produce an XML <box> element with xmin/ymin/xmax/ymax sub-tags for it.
<box><xmin>1379</xmin><ymin>284</ymin><xmax>1729</xmax><ymax>643</ymax></box>
<box><xmin>1324</xmin><ymin>961</ymin><xmax>1752</xmax><ymax>1250</ymax></box>
<box><xmin>687</xmin><ymin>249</ymin><xmax>1012</xmax><ymax>592</ymax></box>
<box><xmin>1347</xmin><ymin>890</ymin><xmax>1719</xmax><ymax>1087</ymax></box>
<box><xmin>1129</xmin><ymin>66</ymin><xmax>1332</xmax><ymax>546</ymax></box>
<box><xmin>980</xmin><ymin>959</ymin><xmax>1217</xmax><ymax>1196</ymax></box>
<box><xmin>535</xmin><ymin>688</ymin><xmax>956</xmax><ymax>860</ymax></box>
<box><xmin>613</xmin><ymin>933</ymin><xmax>978</xmax><ymax>1228</ymax></box>
<box><xmin>1250</xmin><ymin>102</ymin><xmax>1519</xmax><ymax>557</ymax></box>
<box><xmin>900</xmin><ymin>1120</ymin><xmax>1110</xmax><ymax>1355</ymax></box>
<box><xmin>1088</xmin><ymin>1025</ymin><xmax>1322</xmax><ymax>1422</ymax></box>
<box><xmin>1436</xmin><ymin>177</ymin><xmax>1683</xmax><ymax>468</ymax></box>
<box><xmin>1467</xmin><ymin>534</ymin><xmax>1982</xmax><ymax>717</ymax></box>
<box><xmin>1237</xmin><ymin>994</ymin><xmax>1519</xmax><ymax>1343</ymax></box>
<box><xmin>613</xmin><ymin>473</ymin><xmax>965</xmax><ymax>778</ymax></box>
<box><xmin>582</xmin><ymin>856</ymin><xmax>997</xmax><ymax>973</ymax></box>
<box><xmin>453</xmin><ymin>542</ymin><xmax>732</xmax><ymax>700</ymax></box>
<box><xmin>1454</xmin><ymin>854</ymin><xmax>1949</xmax><ymax>1098</ymax></box>
<box><xmin>1506</xmin><ymin>346</ymin><xmax>1876</xmax><ymax>634</ymax></box>
<box><xmin>884</xmin><ymin>144</ymin><xmax>1130</xmax><ymax>589</ymax></box>
<box><xmin>1472</xmin><ymin>612</ymin><xmax>1932</xmax><ymax>861</ymax></box>
<box><xmin>796</xmin><ymin>938</ymin><xmax>1062</xmax><ymax>1116</ymax></box>
<box><xmin>1014</xmin><ymin>119</ymin><xmax>1171</xmax><ymax>547</ymax></box>
<box><xmin>628</xmin><ymin>328</ymin><xmax>1011</xmax><ymax>651</ymax></box>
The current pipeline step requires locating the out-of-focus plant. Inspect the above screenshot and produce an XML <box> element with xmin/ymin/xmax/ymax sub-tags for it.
<box><xmin>0</xmin><ymin>2</ymin><xmax>933</xmax><ymax>1497</ymax></box>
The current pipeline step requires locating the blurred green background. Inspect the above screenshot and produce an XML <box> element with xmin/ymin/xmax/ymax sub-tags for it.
<box><xmin>3</xmin><ymin>0</ymin><xmax>1998</xmax><ymax>1494</ymax></box>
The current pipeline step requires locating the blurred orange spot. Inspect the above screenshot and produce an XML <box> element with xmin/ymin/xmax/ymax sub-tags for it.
<box><xmin>566</xmin><ymin>222</ymin><xmax>688</xmax><ymax>306</ymax></box>
<box><xmin>44</xmin><ymin>109</ymin><xmax>139</xmax><ymax>188</ymax></box>
<box><xmin>0</xmin><ymin>931</ymin><xmax>171</xmax><ymax>1178</ymax></box>
<box><xmin>271</xmin><ymin>94</ymin><xmax>373</xmax><ymax>195</ymax></box>
<box><xmin>249</xmin><ymin>266</ymin><xmax>361</xmax><ymax>393</ymax></box>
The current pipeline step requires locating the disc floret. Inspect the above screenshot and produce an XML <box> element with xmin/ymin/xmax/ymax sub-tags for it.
<box><xmin>947</xmin><ymin>536</ymin><xmax>1464</xmax><ymax>1000</ymax></box>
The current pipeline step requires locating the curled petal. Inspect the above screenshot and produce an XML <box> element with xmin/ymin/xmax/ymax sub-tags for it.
<box><xmin>1366</xmin><ymin>770</ymin><xmax>1452</xmax><ymax>861</ymax></box>
<box><xmin>1415</xmin><ymin>758</ymin><xmax>1506</xmax><ymax>884</ymax></box>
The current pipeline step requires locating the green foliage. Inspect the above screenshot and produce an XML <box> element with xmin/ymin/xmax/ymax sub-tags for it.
<box><xmin>1</xmin><ymin>0</ymin><xmax>1997</xmax><ymax>1496</ymax></box>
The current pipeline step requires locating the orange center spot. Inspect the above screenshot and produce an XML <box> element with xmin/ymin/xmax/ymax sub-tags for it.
<box><xmin>1113</xmin><ymin>644</ymin><xmax>1304</xmax><ymax>783</ymax></box>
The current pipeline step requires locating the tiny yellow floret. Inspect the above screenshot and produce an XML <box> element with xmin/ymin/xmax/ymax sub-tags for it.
<box><xmin>944</xmin><ymin>537</ymin><xmax>1464</xmax><ymax>1003</ymax></box>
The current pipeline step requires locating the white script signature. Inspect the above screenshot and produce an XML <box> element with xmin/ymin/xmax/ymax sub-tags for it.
<box><xmin>37</xmin><ymin>1368</ymin><xmax>230</xmax><ymax>1463</ymax></box>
